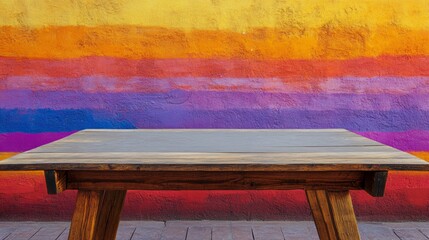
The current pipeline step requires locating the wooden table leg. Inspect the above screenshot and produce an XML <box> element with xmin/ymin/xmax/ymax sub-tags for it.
<box><xmin>306</xmin><ymin>190</ymin><xmax>360</xmax><ymax>240</ymax></box>
<box><xmin>68</xmin><ymin>190</ymin><xmax>127</xmax><ymax>240</ymax></box>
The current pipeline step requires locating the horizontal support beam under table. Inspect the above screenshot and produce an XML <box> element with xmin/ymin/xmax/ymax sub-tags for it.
<box><xmin>44</xmin><ymin>170</ymin><xmax>387</xmax><ymax>197</ymax></box>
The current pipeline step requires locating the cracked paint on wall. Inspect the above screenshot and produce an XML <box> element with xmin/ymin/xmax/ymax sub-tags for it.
<box><xmin>0</xmin><ymin>0</ymin><xmax>429</xmax><ymax>221</ymax></box>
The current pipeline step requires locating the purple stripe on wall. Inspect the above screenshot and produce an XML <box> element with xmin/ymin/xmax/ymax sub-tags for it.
<box><xmin>356</xmin><ymin>131</ymin><xmax>429</xmax><ymax>151</ymax></box>
<box><xmin>2</xmin><ymin>76</ymin><xmax>429</xmax><ymax>94</ymax></box>
<box><xmin>0</xmin><ymin>132</ymin><xmax>75</xmax><ymax>152</ymax></box>
<box><xmin>1</xmin><ymin>90</ymin><xmax>429</xmax><ymax>111</ymax></box>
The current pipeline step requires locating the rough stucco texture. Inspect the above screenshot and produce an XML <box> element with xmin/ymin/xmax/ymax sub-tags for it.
<box><xmin>0</xmin><ymin>0</ymin><xmax>428</xmax><ymax>221</ymax></box>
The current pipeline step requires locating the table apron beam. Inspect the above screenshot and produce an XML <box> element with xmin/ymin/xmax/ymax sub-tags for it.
<box><xmin>45</xmin><ymin>170</ymin><xmax>388</xmax><ymax>196</ymax></box>
<box><xmin>58</xmin><ymin>170</ymin><xmax>370</xmax><ymax>191</ymax></box>
<box><xmin>363</xmin><ymin>171</ymin><xmax>388</xmax><ymax>197</ymax></box>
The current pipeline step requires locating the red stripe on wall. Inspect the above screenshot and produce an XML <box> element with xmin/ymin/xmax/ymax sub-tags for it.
<box><xmin>1</xmin><ymin>56</ymin><xmax>429</xmax><ymax>78</ymax></box>
<box><xmin>0</xmin><ymin>171</ymin><xmax>427</xmax><ymax>221</ymax></box>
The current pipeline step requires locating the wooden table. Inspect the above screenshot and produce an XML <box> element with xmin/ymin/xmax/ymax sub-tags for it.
<box><xmin>0</xmin><ymin>129</ymin><xmax>428</xmax><ymax>240</ymax></box>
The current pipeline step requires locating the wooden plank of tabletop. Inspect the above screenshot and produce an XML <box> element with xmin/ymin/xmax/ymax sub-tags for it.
<box><xmin>0</xmin><ymin>129</ymin><xmax>427</xmax><ymax>171</ymax></box>
<box><xmin>20</xmin><ymin>129</ymin><xmax>387</xmax><ymax>153</ymax></box>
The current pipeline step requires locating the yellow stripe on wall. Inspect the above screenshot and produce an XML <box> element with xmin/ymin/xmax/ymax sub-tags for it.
<box><xmin>0</xmin><ymin>0</ymin><xmax>429</xmax><ymax>31</ymax></box>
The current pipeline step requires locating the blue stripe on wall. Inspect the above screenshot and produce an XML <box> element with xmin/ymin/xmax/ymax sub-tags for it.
<box><xmin>1</xmin><ymin>108</ymin><xmax>428</xmax><ymax>133</ymax></box>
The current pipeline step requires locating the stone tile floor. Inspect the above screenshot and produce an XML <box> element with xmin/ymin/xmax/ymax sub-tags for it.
<box><xmin>0</xmin><ymin>221</ymin><xmax>428</xmax><ymax>239</ymax></box>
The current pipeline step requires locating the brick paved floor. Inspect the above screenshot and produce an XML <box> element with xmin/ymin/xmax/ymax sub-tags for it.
<box><xmin>0</xmin><ymin>221</ymin><xmax>428</xmax><ymax>239</ymax></box>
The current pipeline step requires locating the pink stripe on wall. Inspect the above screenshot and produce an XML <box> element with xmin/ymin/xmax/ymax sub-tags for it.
<box><xmin>2</xmin><ymin>76</ymin><xmax>429</xmax><ymax>94</ymax></box>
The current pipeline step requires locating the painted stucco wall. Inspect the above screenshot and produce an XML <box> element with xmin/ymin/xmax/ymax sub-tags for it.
<box><xmin>0</xmin><ymin>0</ymin><xmax>428</xmax><ymax>221</ymax></box>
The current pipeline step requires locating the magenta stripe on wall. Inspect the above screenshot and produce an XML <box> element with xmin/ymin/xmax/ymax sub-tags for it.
<box><xmin>0</xmin><ymin>132</ymin><xmax>75</xmax><ymax>152</ymax></box>
<box><xmin>357</xmin><ymin>131</ymin><xmax>429</xmax><ymax>152</ymax></box>
<box><xmin>1</xmin><ymin>131</ymin><xmax>429</xmax><ymax>152</ymax></box>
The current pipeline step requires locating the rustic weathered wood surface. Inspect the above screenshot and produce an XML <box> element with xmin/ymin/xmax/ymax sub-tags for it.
<box><xmin>68</xmin><ymin>190</ymin><xmax>126</xmax><ymax>240</ymax></box>
<box><xmin>1</xmin><ymin>129</ymin><xmax>428</xmax><ymax>240</ymax></box>
<box><xmin>306</xmin><ymin>190</ymin><xmax>360</xmax><ymax>240</ymax></box>
<box><xmin>0</xmin><ymin>221</ymin><xmax>428</xmax><ymax>240</ymax></box>
<box><xmin>363</xmin><ymin>171</ymin><xmax>388</xmax><ymax>197</ymax></box>
<box><xmin>44</xmin><ymin>170</ymin><xmax>67</xmax><ymax>194</ymax></box>
<box><xmin>0</xmin><ymin>129</ymin><xmax>427</xmax><ymax>171</ymax></box>
<box><xmin>65</xmin><ymin>170</ymin><xmax>366</xmax><ymax>191</ymax></box>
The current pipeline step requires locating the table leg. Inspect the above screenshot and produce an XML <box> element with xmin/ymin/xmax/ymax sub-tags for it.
<box><xmin>68</xmin><ymin>190</ymin><xmax>127</xmax><ymax>240</ymax></box>
<box><xmin>306</xmin><ymin>190</ymin><xmax>360</xmax><ymax>240</ymax></box>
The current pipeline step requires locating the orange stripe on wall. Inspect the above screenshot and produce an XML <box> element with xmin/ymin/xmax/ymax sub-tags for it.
<box><xmin>409</xmin><ymin>151</ymin><xmax>429</xmax><ymax>162</ymax></box>
<box><xmin>0</xmin><ymin>170</ymin><xmax>43</xmax><ymax>177</ymax></box>
<box><xmin>0</xmin><ymin>153</ymin><xmax>42</xmax><ymax>177</ymax></box>
<box><xmin>0</xmin><ymin>152</ymin><xmax>17</xmax><ymax>160</ymax></box>
<box><xmin>1</xmin><ymin>26</ymin><xmax>429</xmax><ymax>59</ymax></box>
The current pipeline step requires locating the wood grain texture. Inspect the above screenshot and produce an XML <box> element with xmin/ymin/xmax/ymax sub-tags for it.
<box><xmin>44</xmin><ymin>170</ymin><xmax>67</xmax><ymax>195</ymax></box>
<box><xmin>327</xmin><ymin>191</ymin><xmax>360</xmax><ymax>240</ymax></box>
<box><xmin>0</xmin><ymin>129</ymin><xmax>427</xmax><ymax>172</ymax></box>
<box><xmin>364</xmin><ymin>171</ymin><xmax>388</xmax><ymax>197</ymax></box>
<box><xmin>306</xmin><ymin>190</ymin><xmax>360</xmax><ymax>240</ymax></box>
<box><xmin>66</xmin><ymin>170</ymin><xmax>366</xmax><ymax>191</ymax></box>
<box><xmin>306</xmin><ymin>190</ymin><xmax>337</xmax><ymax>239</ymax></box>
<box><xmin>68</xmin><ymin>190</ymin><xmax>126</xmax><ymax>240</ymax></box>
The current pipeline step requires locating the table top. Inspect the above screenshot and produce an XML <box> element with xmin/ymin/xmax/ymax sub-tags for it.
<box><xmin>0</xmin><ymin>129</ymin><xmax>427</xmax><ymax>171</ymax></box>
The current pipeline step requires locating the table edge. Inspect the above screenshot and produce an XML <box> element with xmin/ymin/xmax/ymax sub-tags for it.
<box><xmin>0</xmin><ymin>163</ymin><xmax>428</xmax><ymax>171</ymax></box>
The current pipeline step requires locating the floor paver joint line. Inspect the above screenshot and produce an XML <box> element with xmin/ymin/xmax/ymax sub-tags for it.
<box><xmin>128</xmin><ymin>228</ymin><xmax>136</xmax><ymax>240</ymax></box>
<box><xmin>1</xmin><ymin>220</ymin><xmax>429</xmax><ymax>239</ymax></box>
<box><xmin>53</xmin><ymin>227</ymin><xmax>67</xmax><ymax>240</ymax></box>
<box><xmin>419</xmin><ymin>228</ymin><xmax>429</xmax><ymax>239</ymax></box>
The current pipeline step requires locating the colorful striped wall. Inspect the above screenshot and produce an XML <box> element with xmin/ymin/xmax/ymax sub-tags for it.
<box><xmin>0</xmin><ymin>0</ymin><xmax>428</xmax><ymax>220</ymax></box>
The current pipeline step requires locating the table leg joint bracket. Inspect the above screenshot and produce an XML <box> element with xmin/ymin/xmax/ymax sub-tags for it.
<box><xmin>364</xmin><ymin>171</ymin><xmax>388</xmax><ymax>197</ymax></box>
<box><xmin>44</xmin><ymin>170</ymin><xmax>67</xmax><ymax>194</ymax></box>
